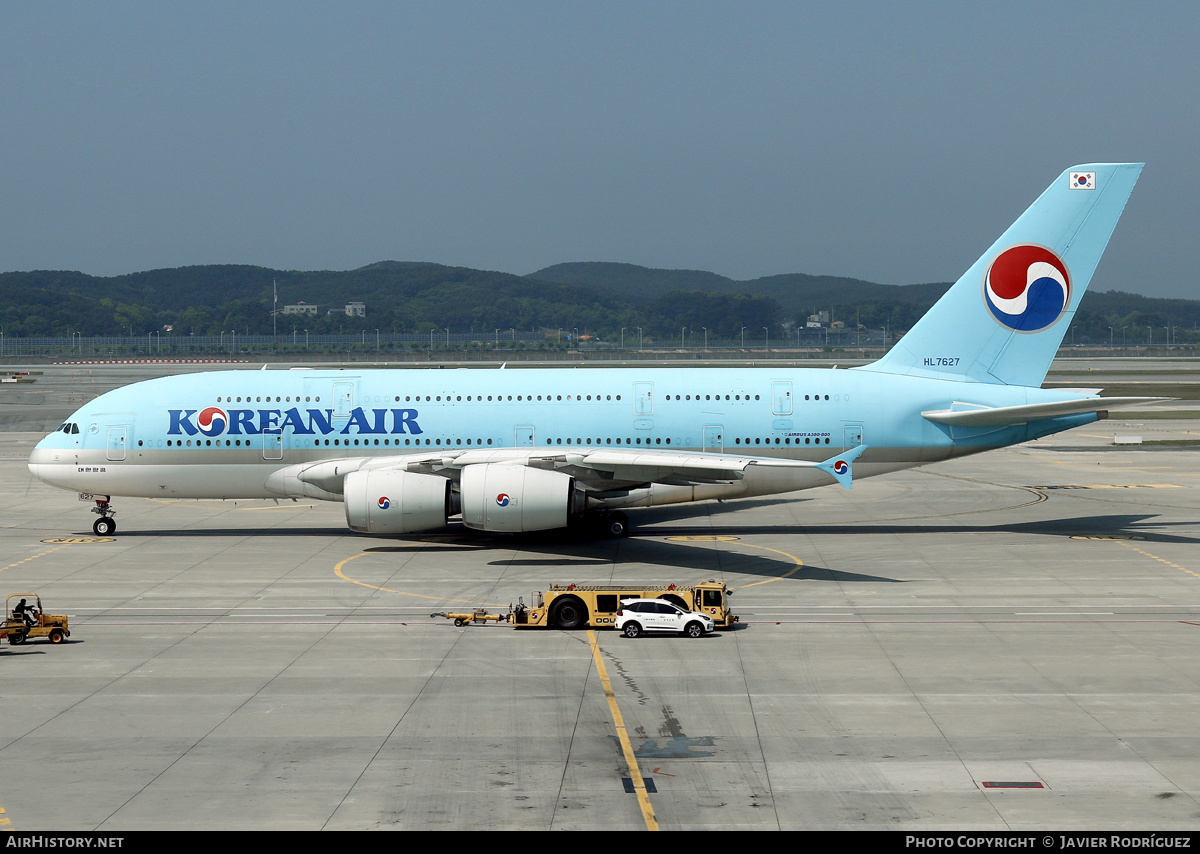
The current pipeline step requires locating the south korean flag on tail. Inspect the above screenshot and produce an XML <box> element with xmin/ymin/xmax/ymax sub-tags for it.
<box><xmin>1069</xmin><ymin>171</ymin><xmax>1096</xmax><ymax>190</ymax></box>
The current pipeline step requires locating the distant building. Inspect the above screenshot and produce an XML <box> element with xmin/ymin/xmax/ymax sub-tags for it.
<box><xmin>283</xmin><ymin>303</ymin><xmax>319</xmax><ymax>316</ymax></box>
<box><xmin>345</xmin><ymin>302</ymin><xmax>366</xmax><ymax>317</ymax></box>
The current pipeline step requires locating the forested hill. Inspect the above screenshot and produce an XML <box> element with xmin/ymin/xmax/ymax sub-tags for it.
<box><xmin>0</xmin><ymin>260</ymin><xmax>1195</xmax><ymax>345</ymax></box>
<box><xmin>529</xmin><ymin>262</ymin><xmax>951</xmax><ymax>315</ymax></box>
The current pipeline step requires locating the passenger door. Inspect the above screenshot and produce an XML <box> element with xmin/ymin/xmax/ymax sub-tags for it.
<box><xmin>106</xmin><ymin>427</ymin><xmax>127</xmax><ymax>462</ymax></box>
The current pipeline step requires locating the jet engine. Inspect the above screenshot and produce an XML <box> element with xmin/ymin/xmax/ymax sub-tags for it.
<box><xmin>344</xmin><ymin>469</ymin><xmax>454</xmax><ymax>534</ymax></box>
<box><xmin>460</xmin><ymin>464</ymin><xmax>587</xmax><ymax>533</ymax></box>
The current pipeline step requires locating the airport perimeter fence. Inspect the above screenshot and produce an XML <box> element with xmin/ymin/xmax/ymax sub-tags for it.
<box><xmin>0</xmin><ymin>331</ymin><xmax>1189</xmax><ymax>362</ymax></box>
<box><xmin>2</xmin><ymin>329</ymin><xmax>884</xmax><ymax>359</ymax></box>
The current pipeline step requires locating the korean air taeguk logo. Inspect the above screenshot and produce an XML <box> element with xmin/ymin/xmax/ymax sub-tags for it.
<box><xmin>983</xmin><ymin>245</ymin><xmax>1071</xmax><ymax>333</ymax></box>
<box><xmin>832</xmin><ymin>460</ymin><xmax>848</xmax><ymax>476</ymax></box>
<box><xmin>495</xmin><ymin>493</ymin><xmax>510</xmax><ymax>507</ymax></box>
<box><xmin>196</xmin><ymin>407</ymin><xmax>228</xmax><ymax>437</ymax></box>
<box><xmin>377</xmin><ymin>497</ymin><xmax>391</xmax><ymax>510</ymax></box>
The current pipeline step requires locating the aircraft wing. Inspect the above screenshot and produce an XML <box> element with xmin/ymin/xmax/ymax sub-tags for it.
<box><xmin>268</xmin><ymin>444</ymin><xmax>868</xmax><ymax>499</ymax></box>
<box><xmin>921</xmin><ymin>396</ymin><xmax>1166</xmax><ymax>427</ymax></box>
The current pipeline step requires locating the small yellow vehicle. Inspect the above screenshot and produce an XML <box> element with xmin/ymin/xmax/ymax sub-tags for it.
<box><xmin>2</xmin><ymin>593</ymin><xmax>70</xmax><ymax>645</ymax></box>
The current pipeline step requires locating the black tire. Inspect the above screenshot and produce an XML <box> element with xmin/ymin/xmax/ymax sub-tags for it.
<box><xmin>93</xmin><ymin>517</ymin><xmax>116</xmax><ymax>536</ymax></box>
<box><xmin>622</xmin><ymin>622</ymin><xmax>642</xmax><ymax>639</ymax></box>
<box><xmin>453</xmin><ymin>618</ymin><xmax>465</xmax><ymax>627</ymax></box>
<box><xmin>606</xmin><ymin>512</ymin><xmax>629</xmax><ymax>538</ymax></box>
<box><xmin>48</xmin><ymin>629</ymin><xmax>64</xmax><ymax>644</ymax></box>
<box><xmin>684</xmin><ymin>621</ymin><xmax>704</xmax><ymax>639</ymax></box>
<box><xmin>9</xmin><ymin>631</ymin><xmax>27</xmax><ymax>645</ymax></box>
<box><xmin>550</xmin><ymin>596</ymin><xmax>587</xmax><ymax>630</ymax></box>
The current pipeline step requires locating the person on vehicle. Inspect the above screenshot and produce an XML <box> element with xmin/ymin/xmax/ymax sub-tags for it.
<box><xmin>12</xmin><ymin>598</ymin><xmax>36</xmax><ymax>627</ymax></box>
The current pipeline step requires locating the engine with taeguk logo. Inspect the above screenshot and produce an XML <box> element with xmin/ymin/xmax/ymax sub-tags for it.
<box><xmin>983</xmin><ymin>244</ymin><xmax>1070</xmax><ymax>333</ymax></box>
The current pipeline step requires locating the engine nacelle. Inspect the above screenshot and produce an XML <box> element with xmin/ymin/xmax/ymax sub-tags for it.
<box><xmin>460</xmin><ymin>464</ymin><xmax>586</xmax><ymax>533</ymax></box>
<box><xmin>344</xmin><ymin>470</ymin><xmax>452</xmax><ymax>534</ymax></box>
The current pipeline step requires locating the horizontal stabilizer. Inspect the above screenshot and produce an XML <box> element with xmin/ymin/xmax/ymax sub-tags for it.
<box><xmin>922</xmin><ymin>397</ymin><xmax>1165</xmax><ymax>427</ymax></box>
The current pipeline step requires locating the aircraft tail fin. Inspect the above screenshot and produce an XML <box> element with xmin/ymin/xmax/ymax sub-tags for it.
<box><xmin>859</xmin><ymin>163</ymin><xmax>1143</xmax><ymax>387</ymax></box>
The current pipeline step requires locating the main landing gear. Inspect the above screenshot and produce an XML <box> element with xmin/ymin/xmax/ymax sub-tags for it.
<box><xmin>574</xmin><ymin>510</ymin><xmax>630</xmax><ymax>539</ymax></box>
<box><xmin>598</xmin><ymin>511</ymin><xmax>629</xmax><ymax>538</ymax></box>
<box><xmin>90</xmin><ymin>498</ymin><xmax>117</xmax><ymax>537</ymax></box>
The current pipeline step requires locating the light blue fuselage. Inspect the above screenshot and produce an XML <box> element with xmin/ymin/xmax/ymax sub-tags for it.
<box><xmin>28</xmin><ymin>365</ymin><xmax>1094</xmax><ymax>501</ymax></box>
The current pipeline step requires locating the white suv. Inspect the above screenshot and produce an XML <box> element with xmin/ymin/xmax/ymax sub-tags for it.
<box><xmin>615</xmin><ymin>599</ymin><xmax>715</xmax><ymax>638</ymax></box>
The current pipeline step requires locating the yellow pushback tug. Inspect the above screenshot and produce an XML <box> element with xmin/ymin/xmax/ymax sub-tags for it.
<box><xmin>432</xmin><ymin>580</ymin><xmax>736</xmax><ymax>630</ymax></box>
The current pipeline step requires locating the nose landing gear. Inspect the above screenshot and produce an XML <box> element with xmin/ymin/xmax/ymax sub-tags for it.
<box><xmin>90</xmin><ymin>498</ymin><xmax>116</xmax><ymax>536</ymax></box>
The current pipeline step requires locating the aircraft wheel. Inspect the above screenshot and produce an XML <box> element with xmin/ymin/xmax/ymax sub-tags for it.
<box><xmin>93</xmin><ymin>517</ymin><xmax>116</xmax><ymax>537</ymax></box>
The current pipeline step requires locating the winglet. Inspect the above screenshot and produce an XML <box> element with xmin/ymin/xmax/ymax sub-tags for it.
<box><xmin>815</xmin><ymin>444</ymin><xmax>867</xmax><ymax>489</ymax></box>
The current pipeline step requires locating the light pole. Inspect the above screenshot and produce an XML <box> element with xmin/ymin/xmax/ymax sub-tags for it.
<box><xmin>703</xmin><ymin>327</ymin><xmax>707</xmax><ymax>351</ymax></box>
<box><xmin>740</xmin><ymin>326</ymin><xmax>746</xmax><ymax>350</ymax></box>
<box><xmin>375</xmin><ymin>329</ymin><xmax>380</xmax><ymax>351</ymax></box>
<box><xmin>763</xmin><ymin>327</ymin><xmax>769</xmax><ymax>352</ymax></box>
<box><xmin>637</xmin><ymin>327</ymin><xmax>642</xmax><ymax>350</ymax></box>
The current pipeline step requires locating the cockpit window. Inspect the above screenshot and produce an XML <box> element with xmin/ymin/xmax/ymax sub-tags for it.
<box><xmin>59</xmin><ymin>422</ymin><xmax>80</xmax><ymax>435</ymax></box>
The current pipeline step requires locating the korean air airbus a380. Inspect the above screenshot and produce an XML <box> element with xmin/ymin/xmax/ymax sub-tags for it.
<box><xmin>30</xmin><ymin>163</ymin><xmax>1153</xmax><ymax>539</ymax></box>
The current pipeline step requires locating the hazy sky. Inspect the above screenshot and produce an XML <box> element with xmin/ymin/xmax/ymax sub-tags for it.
<box><xmin>2</xmin><ymin>2</ymin><xmax>1196</xmax><ymax>297</ymax></box>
